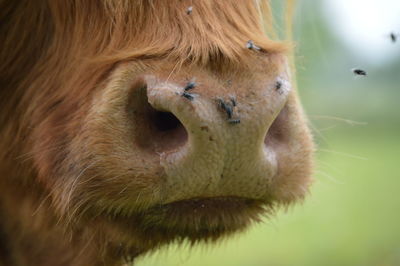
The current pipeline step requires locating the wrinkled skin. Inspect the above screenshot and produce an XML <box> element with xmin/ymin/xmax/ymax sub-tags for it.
<box><xmin>0</xmin><ymin>1</ymin><xmax>313</xmax><ymax>265</ymax></box>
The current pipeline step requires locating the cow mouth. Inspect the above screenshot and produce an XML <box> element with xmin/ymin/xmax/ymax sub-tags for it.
<box><xmin>102</xmin><ymin>197</ymin><xmax>273</xmax><ymax>246</ymax></box>
<box><xmin>138</xmin><ymin>197</ymin><xmax>269</xmax><ymax>233</ymax></box>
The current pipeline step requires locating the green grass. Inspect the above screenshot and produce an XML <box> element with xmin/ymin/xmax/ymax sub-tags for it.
<box><xmin>137</xmin><ymin>127</ymin><xmax>400</xmax><ymax>266</ymax></box>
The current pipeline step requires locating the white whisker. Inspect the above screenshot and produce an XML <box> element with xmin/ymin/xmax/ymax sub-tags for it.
<box><xmin>310</xmin><ymin>115</ymin><xmax>367</xmax><ymax>126</ymax></box>
<box><xmin>315</xmin><ymin>170</ymin><xmax>345</xmax><ymax>185</ymax></box>
<box><xmin>318</xmin><ymin>148</ymin><xmax>368</xmax><ymax>160</ymax></box>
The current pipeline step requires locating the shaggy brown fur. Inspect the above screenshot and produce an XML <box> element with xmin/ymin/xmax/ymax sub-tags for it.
<box><xmin>0</xmin><ymin>0</ymin><xmax>313</xmax><ymax>265</ymax></box>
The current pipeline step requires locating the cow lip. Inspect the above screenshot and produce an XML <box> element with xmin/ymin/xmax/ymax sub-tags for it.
<box><xmin>138</xmin><ymin>196</ymin><xmax>269</xmax><ymax>219</ymax></box>
<box><xmin>157</xmin><ymin>196</ymin><xmax>261</xmax><ymax>210</ymax></box>
<box><xmin>131</xmin><ymin>196</ymin><xmax>271</xmax><ymax>233</ymax></box>
<box><xmin>100</xmin><ymin>196</ymin><xmax>271</xmax><ymax>243</ymax></box>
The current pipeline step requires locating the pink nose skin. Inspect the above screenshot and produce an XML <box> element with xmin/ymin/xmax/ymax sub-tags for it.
<box><xmin>130</xmin><ymin>71</ymin><xmax>291</xmax><ymax>204</ymax></box>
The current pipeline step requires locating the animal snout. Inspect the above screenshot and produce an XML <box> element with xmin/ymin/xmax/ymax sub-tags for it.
<box><xmin>126</xmin><ymin>74</ymin><xmax>292</xmax><ymax>203</ymax></box>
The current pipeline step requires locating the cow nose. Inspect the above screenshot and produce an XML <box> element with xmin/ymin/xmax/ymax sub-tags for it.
<box><xmin>129</xmin><ymin>75</ymin><xmax>288</xmax><ymax>203</ymax></box>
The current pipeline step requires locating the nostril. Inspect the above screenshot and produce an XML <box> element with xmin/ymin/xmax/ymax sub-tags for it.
<box><xmin>128</xmin><ymin>79</ymin><xmax>188</xmax><ymax>153</ymax></box>
<box><xmin>264</xmin><ymin>104</ymin><xmax>290</xmax><ymax>147</ymax></box>
<box><xmin>146</xmin><ymin>107</ymin><xmax>188</xmax><ymax>153</ymax></box>
<box><xmin>153</xmin><ymin>111</ymin><xmax>181</xmax><ymax>132</ymax></box>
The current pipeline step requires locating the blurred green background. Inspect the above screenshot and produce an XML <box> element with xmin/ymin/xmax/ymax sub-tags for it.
<box><xmin>137</xmin><ymin>0</ymin><xmax>400</xmax><ymax>265</ymax></box>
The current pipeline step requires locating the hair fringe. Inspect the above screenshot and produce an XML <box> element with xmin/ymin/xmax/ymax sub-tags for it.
<box><xmin>0</xmin><ymin>0</ymin><xmax>296</xmax><ymax>125</ymax></box>
<box><xmin>1</xmin><ymin>0</ymin><xmax>293</xmax><ymax>70</ymax></box>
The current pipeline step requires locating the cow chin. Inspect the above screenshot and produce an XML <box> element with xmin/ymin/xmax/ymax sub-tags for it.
<box><xmin>97</xmin><ymin>196</ymin><xmax>271</xmax><ymax>252</ymax></box>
